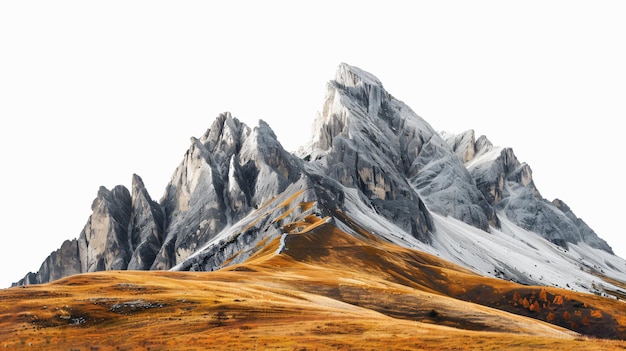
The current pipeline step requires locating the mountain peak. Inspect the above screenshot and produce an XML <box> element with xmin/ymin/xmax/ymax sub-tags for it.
<box><xmin>303</xmin><ymin>63</ymin><xmax>425</xmax><ymax>158</ymax></box>
<box><xmin>253</xmin><ymin>119</ymin><xmax>279</xmax><ymax>146</ymax></box>
<box><xmin>335</xmin><ymin>62</ymin><xmax>384</xmax><ymax>89</ymax></box>
<box><xmin>301</xmin><ymin>63</ymin><xmax>496</xmax><ymax>239</ymax></box>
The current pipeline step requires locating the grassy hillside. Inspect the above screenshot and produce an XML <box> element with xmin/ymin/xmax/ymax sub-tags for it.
<box><xmin>2</xmin><ymin>216</ymin><xmax>626</xmax><ymax>350</ymax></box>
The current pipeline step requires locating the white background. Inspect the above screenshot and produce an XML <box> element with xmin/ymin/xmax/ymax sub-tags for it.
<box><xmin>1</xmin><ymin>1</ymin><xmax>624</xmax><ymax>287</ymax></box>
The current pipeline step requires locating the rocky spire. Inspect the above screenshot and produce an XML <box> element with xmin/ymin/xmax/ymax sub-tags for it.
<box><xmin>152</xmin><ymin>112</ymin><xmax>304</xmax><ymax>270</ymax></box>
<box><xmin>127</xmin><ymin>174</ymin><xmax>165</xmax><ymax>270</ymax></box>
<box><xmin>78</xmin><ymin>185</ymin><xmax>133</xmax><ymax>272</ymax></box>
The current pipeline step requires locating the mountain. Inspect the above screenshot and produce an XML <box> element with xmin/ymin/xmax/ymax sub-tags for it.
<box><xmin>7</xmin><ymin>63</ymin><xmax>626</xmax><ymax>346</ymax></box>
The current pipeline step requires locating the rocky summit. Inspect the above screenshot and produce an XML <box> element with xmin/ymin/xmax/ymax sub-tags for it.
<box><xmin>14</xmin><ymin>63</ymin><xmax>622</xmax><ymax>303</ymax></box>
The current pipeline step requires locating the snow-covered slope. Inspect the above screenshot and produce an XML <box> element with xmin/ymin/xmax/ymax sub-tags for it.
<box><xmin>431</xmin><ymin>213</ymin><xmax>625</xmax><ymax>295</ymax></box>
<box><xmin>332</xmin><ymin>162</ymin><xmax>626</xmax><ymax>297</ymax></box>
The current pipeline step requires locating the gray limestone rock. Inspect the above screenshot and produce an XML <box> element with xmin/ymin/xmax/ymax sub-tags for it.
<box><xmin>78</xmin><ymin>185</ymin><xmax>133</xmax><ymax>272</ymax></box>
<box><xmin>127</xmin><ymin>174</ymin><xmax>165</xmax><ymax>270</ymax></box>
<box><xmin>152</xmin><ymin>112</ymin><xmax>304</xmax><ymax>270</ymax></box>
<box><xmin>301</xmin><ymin>63</ymin><xmax>495</xmax><ymax>238</ymax></box>
<box><xmin>299</xmin><ymin>64</ymin><xmax>435</xmax><ymax>242</ymax></box>
<box><xmin>553</xmin><ymin>198</ymin><xmax>613</xmax><ymax>253</ymax></box>
<box><xmin>13</xmin><ymin>239</ymin><xmax>81</xmax><ymax>286</ymax></box>
<box><xmin>16</xmin><ymin>176</ymin><xmax>164</xmax><ymax>284</ymax></box>
<box><xmin>177</xmin><ymin>177</ymin><xmax>321</xmax><ymax>272</ymax></box>
<box><xmin>442</xmin><ymin>129</ymin><xmax>477</xmax><ymax>163</ymax></box>
<box><xmin>459</xmin><ymin>134</ymin><xmax>613</xmax><ymax>253</ymax></box>
<box><xmin>411</xmin><ymin>133</ymin><xmax>498</xmax><ymax>230</ymax></box>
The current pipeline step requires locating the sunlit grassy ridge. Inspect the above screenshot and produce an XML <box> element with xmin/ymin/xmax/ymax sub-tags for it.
<box><xmin>2</xmin><ymin>205</ymin><xmax>626</xmax><ymax>350</ymax></box>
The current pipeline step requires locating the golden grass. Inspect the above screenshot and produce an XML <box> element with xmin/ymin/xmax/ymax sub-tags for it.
<box><xmin>2</xmin><ymin>220</ymin><xmax>626</xmax><ymax>350</ymax></box>
<box><xmin>2</xmin><ymin>269</ymin><xmax>624</xmax><ymax>350</ymax></box>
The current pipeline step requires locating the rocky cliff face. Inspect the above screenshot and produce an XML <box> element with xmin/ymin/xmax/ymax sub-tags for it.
<box><xmin>553</xmin><ymin>198</ymin><xmax>613</xmax><ymax>253</ymax></box>
<box><xmin>78</xmin><ymin>185</ymin><xmax>133</xmax><ymax>273</ymax></box>
<box><xmin>127</xmin><ymin>174</ymin><xmax>165</xmax><ymax>270</ymax></box>
<box><xmin>14</xmin><ymin>63</ymin><xmax>617</xmax><ymax>288</ymax></box>
<box><xmin>17</xmin><ymin>239</ymin><xmax>81</xmax><ymax>285</ymax></box>
<box><xmin>15</xmin><ymin>176</ymin><xmax>162</xmax><ymax>285</ymax></box>
<box><xmin>300</xmin><ymin>63</ymin><xmax>497</xmax><ymax>240</ymax></box>
<box><xmin>445</xmin><ymin>129</ymin><xmax>613</xmax><ymax>252</ymax></box>
<box><xmin>152</xmin><ymin>112</ymin><xmax>304</xmax><ymax>270</ymax></box>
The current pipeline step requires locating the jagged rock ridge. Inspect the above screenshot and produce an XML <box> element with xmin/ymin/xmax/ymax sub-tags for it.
<box><xmin>442</xmin><ymin>129</ymin><xmax>612</xmax><ymax>253</ymax></box>
<box><xmin>15</xmin><ymin>63</ymin><xmax>619</xmax><ymax>297</ymax></box>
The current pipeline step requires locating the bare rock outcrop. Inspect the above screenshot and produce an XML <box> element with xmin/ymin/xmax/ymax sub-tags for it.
<box><xmin>301</xmin><ymin>63</ymin><xmax>496</xmax><ymax>239</ymax></box>
<box><xmin>152</xmin><ymin>112</ymin><xmax>304</xmax><ymax>269</ymax></box>
<box><xmin>452</xmin><ymin>131</ymin><xmax>613</xmax><ymax>252</ymax></box>
<box><xmin>553</xmin><ymin>198</ymin><xmax>613</xmax><ymax>253</ymax></box>
<box><xmin>127</xmin><ymin>174</ymin><xmax>165</xmax><ymax>270</ymax></box>
<box><xmin>78</xmin><ymin>185</ymin><xmax>133</xmax><ymax>272</ymax></box>
<box><xmin>14</xmin><ymin>239</ymin><xmax>81</xmax><ymax>285</ymax></box>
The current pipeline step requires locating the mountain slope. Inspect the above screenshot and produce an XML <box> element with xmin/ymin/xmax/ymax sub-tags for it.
<box><xmin>3</xmin><ymin>221</ymin><xmax>626</xmax><ymax>349</ymax></box>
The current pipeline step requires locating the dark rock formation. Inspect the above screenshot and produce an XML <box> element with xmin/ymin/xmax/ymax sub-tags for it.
<box><xmin>127</xmin><ymin>174</ymin><xmax>165</xmax><ymax>270</ymax></box>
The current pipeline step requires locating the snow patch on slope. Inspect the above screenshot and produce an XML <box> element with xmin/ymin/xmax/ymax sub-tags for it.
<box><xmin>276</xmin><ymin>233</ymin><xmax>287</xmax><ymax>254</ymax></box>
<box><xmin>341</xmin><ymin>187</ymin><xmax>438</xmax><ymax>256</ymax></box>
<box><xmin>430</xmin><ymin>212</ymin><xmax>626</xmax><ymax>297</ymax></box>
<box><xmin>465</xmin><ymin>146</ymin><xmax>503</xmax><ymax>170</ymax></box>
